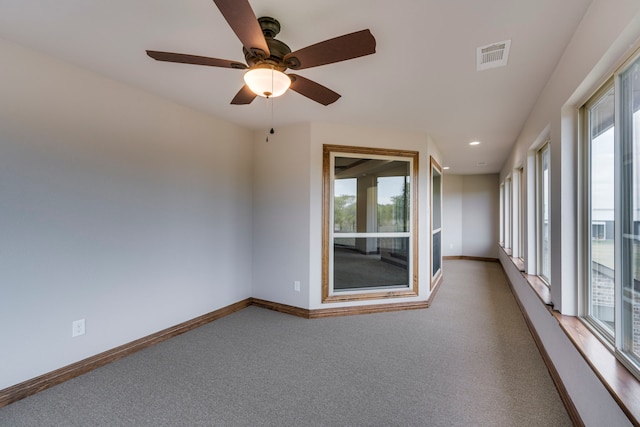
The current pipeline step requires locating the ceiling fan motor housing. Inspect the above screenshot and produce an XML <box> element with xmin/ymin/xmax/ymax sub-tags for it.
<box><xmin>243</xmin><ymin>17</ymin><xmax>291</xmax><ymax>71</ymax></box>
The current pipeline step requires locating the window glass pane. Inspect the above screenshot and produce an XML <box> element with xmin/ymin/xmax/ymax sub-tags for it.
<box><xmin>334</xmin><ymin>237</ymin><xmax>409</xmax><ymax>290</ymax></box>
<box><xmin>334</xmin><ymin>178</ymin><xmax>357</xmax><ymax>232</ymax></box>
<box><xmin>499</xmin><ymin>184</ymin><xmax>504</xmax><ymax>244</ymax></box>
<box><xmin>589</xmin><ymin>86</ymin><xmax>615</xmax><ymax>333</ymax></box>
<box><xmin>377</xmin><ymin>175</ymin><xmax>410</xmax><ymax>232</ymax></box>
<box><xmin>540</xmin><ymin>145</ymin><xmax>551</xmax><ymax>282</ymax></box>
<box><xmin>432</xmin><ymin>230</ymin><xmax>441</xmax><ymax>274</ymax></box>
<box><xmin>620</xmin><ymin>58</ymin><xmax>640</xmax><ymax>364</ymax></box>
<box><xmin>505</xmin><ymin>179</ymin><xmax>511</xmax><ymax>249</ymax></box>
<box><xmin>334</xmin><ymin>158</ymin><xmax>410</xmax><ymax>234</ymax></box>
<box><xmin>518</xmin><ymin>168</ymin><xmax>525</xmax><ymax>258</ymax></box>
<box><xmin>432</xmin><ymin>169</ymin><xmax>441</xmax><ymax>230</ymax></box>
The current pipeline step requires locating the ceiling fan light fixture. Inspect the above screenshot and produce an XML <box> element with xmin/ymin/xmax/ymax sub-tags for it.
<box><xmin>243</xmin><ymin>67</ymin><xmax>291</xmax><ymax>98</ymax></box>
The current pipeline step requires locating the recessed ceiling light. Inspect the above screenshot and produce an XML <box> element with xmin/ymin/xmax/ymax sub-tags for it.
<box><xmin>469</xmin><ymin>141</ymin><xmax>481</xmax><ymax>146</ymax></box>
<box><xmin>477</xmin><ymin>162</ymin><xmax>487</xmax><ymax>166</ymax></box>
<box><xmin>443</xmin><ymin>166</ymin><xmax>450</xmax><ymax>170</ymax></box>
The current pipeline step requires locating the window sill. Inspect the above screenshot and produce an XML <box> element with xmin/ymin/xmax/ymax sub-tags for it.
<box><xmin>500</xmin><ymin>246</ymin><xmax>640</xmax><ymax>425</ymax></box>
<box><xmin>523</xmin><ymin>273</ymin><xmax>552</xmax><ymax>306</ymax></box>
<box><xmin>508</xmin><ymin>250</ymin><xmax>551</xmax><ymax>306</ymax></box>
<box><xmin>512</xmin><ymin>256</ymin><xmax>525</xmax><ymax>273</ymax></box>
<box><xmin>553</xmin><ymin>313</ymin><xmax>640</xmax><ymax>424</ymax></box>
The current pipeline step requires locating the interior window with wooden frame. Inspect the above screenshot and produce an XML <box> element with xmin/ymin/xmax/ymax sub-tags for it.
<box><xmin>322</xmin><ymin>145</ymin><xmax>419</xmax><ymax>303</ymax></box>
<box><xmin>430</xmin><ymin>156</ymin><xmax>443</xmax><ymax>290</ymax></box>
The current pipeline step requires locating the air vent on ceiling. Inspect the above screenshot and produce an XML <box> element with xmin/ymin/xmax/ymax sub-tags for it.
<box><xmin>477</xmin><ymin>40</ymin><xmax>511</xmax><ymax>71</ymax></box>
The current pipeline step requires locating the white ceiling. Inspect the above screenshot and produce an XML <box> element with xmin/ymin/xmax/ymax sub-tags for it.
<box><xmin>0</xmin><ymin>0</ymin><xmax>592</xmax><ymax>174</ymax></box>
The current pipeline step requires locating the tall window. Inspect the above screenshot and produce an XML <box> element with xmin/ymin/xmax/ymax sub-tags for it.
<box><xmin>585</xmin><ymin>81</ymin><xmax>615</xmax><ymax>335</ymax></box>
<box><xmin>499</xmin><ymin>183</ymin><xmax>505</xmax><ymax>246</ymax></box>
<box><xmin>504</xmin><ymin>177</ymin><xmax>512</xmax><ymax>250</ymax></box>
<box><xmin>582</xmin><ymin>53</ymin><xmax>640</xmax><ymax>379</ymax></box>
<box><xmin>515</xmin><ymin>167</ymin><xmax>524</xmax><ymax>259</ymax></box>
<box><xmin>537</xmin><ymin>142</ymin><xmax>551</xmax><ymax>284</ymax></box>
<box><xmin>431</xmin><ymin>157</ymin><xmax>443</xmax><ymax>289</ymax></box>
<box><xmin>620</xmin><ymin>58</ymin><xmax>640</xmax><ymax>374</ymax></box>
<box><xmin>322</xmin><ymin>145</ymin><xmax>419</xmax><ymax>303</ymax></box>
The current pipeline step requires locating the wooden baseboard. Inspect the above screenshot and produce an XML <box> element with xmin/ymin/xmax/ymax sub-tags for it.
<box><xmin>250</xmin><ymin>298</ymin><xmax>311</xmax><ymax>318</ymax></box>
<box><xmin>428</xmin><ymin>273</ymin><xmax>444</xmax><ymax>305</ymax></box>
<box><xmin>0</xmin><ymin>299</ymin><xmax>251</xmax><ymax>409</ymax></box>
<box><xmin>308</xmin><ymin>300</ymin><xmax>429</xmax><ymax>318</ymax></box>
<box><xmin>250</xmin><ymin>297</ymin><xmax>431</xmax><ymax>319</ymax></box>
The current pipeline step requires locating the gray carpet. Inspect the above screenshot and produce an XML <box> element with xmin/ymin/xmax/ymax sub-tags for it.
<box><xmin>0</xmin><ymin>260</ymin><xmax>572</xmax><ymax>426</ymax></box>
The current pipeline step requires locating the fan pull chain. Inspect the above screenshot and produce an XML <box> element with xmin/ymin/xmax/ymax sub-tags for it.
<box><xmin>265</xmin><ymin>99</ymin><xmax>275</xmax><ymax>142</ymax></box>
<box><xmin>265</xmin><ymin>77</ymin><xmax>275</xmax><ymax>143</ymax></box>
<box><xmin>270</xmin><ymin>92</ymin><xmax>275</xmax><ymax>134</ymax></box>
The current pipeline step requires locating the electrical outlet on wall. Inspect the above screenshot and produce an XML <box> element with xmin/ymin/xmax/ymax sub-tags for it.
<box><xmin>294</xmin><ymin>281</ymin><xmax>301</xmax><ymax>292</ymax></box>
<box><xmin>72</xmin><ymin>319</ymin><xmax>85</xmax><ymax>337</ymax></box>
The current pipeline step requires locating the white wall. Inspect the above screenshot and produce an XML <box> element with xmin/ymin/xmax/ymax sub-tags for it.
<box><xmin>443</xmin><ymin>174</ymin><xmax>499</xmax><ymax>259</ymax></box>
<box><xmin>461</xmin><ymin>175</ymin><xmax>500</xmax><ymax>258</ymax></box>
<box><xmin>252</xmin><ymin>124</ymin><xmax>311</xmax><ymax>307</ymax></box>
<box><xmin>0</xmin><ymin>38</ymin><xmax>254</xmax><ymax>390</ymax></box>
<box><xmin>442</xmin><ymin>175</ymin><xmax>462</xmax><ymax>256</ymax></box>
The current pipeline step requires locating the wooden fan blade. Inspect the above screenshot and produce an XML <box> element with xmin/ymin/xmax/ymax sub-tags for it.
<box><xmin>284</xmin><ymin>29</ymin><xmax>376</xmax><ymax>70</ymax></box>
<box><xmin>231</xmin><ymin>85</ymin><xmax>258</xmax><ymax>105</ymax></box>
<box><xmin>288</xmin><ymin>74</ymin><xmax>341</xmax><ymax>106</ymax></box>
<box><xmin>146</xmin><ymin>51</ymin><xmax>247</xmax><ymax>69</ymax></box>
<box><xmin>213</xmin><ymin>0</ymin><xmax>270</xmax><ymax>58</ymax></box>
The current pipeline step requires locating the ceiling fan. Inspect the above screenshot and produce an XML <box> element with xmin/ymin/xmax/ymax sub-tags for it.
<box><xmin>146</xmin><ymin>0</ymin><xmax>376</xmax><ymax>106</ymax></box>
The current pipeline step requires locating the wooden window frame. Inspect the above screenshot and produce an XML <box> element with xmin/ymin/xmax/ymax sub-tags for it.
<box><xmin>430</xmin><ymin>156</ymin><xmax>443</xmax><ymax>290</ymax></box>
<box><xmin>322</xmin><ymin>144</ymin><xmax>419</xmax><ymax>303</ymax></box>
